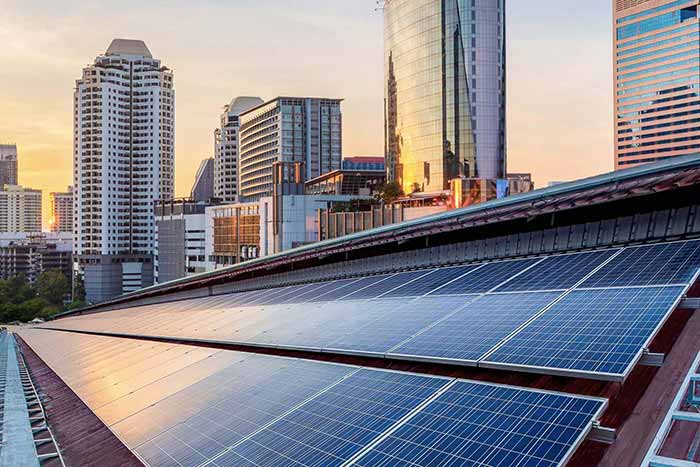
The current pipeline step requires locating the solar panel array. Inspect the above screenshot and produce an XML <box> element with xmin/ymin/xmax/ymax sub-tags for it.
<box><xmin>42</xmin><ymin>240</ymin><xmax>700</xmax><ymax>380</ymax></box>
<box><xmin>18</xmin><ymin>330</ymin><xmax>606</xmax><ymax>467</ymax></box>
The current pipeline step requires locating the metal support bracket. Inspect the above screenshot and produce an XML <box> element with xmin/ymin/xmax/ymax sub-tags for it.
<box><xmin>588</xmin><ymin>422</ymin><xmax>617</xmax><ymax>444</ymax></box>
<box><xmin>640</xmin><ymin>350</ymin><xmax>665</xmax><ymax>367</ymax></box>
<box><xmin>679</xmin><ymin>297</ymin><xmax>700</xmax><ymax>309</ymax></box>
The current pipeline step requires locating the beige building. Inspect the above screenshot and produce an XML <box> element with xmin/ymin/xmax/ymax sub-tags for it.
<box><xmin>0</xmin><ymin>185</ymin><xmax>42</xmax><ymax>233</ymax></box>
<box><xmin>614</xmin><ymin>0</ymin><xmax>700</xmax><ymax>168</ymax></box>
<box><xmin>50</xmin><ymin>187</ymin><xmax>73</xmax><ymax>233</ymax></box>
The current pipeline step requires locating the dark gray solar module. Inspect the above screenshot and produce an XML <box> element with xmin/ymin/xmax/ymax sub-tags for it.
<box><xmin>340</xmin><ymin>270</ymin><xmax>433</xmax><ymax>300</ymax></box>
<box><xmin>429</xmin><ymin>258</ymin><xmax>542</xmax><ymax>295</ymax></box>
<box><xmin>381</xmin><ymin>264</ymin><xmax>482</xmax><ymax>298</ymax></box>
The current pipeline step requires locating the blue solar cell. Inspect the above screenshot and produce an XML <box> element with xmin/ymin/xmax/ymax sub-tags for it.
<box><xmin>212</xmin><ymin>369</ymin><xmax>449</xmax><ymax>467</ymax></box>
<box><xmin>382</xmin><ymin>264</ymin><xmax>481</xmax><ymax>298</ymax></box>
<box><xmin>580</xmin><ymin>240</ymin><xmax>700</xmax><ymax>288</ymax></box>
<box><xmin>496</xmin><ymin>249</ymin><xmax>620</xmax><ymax>292</ymax></box>
<box><xmin>340</xmin><ymin>270</ymin><xmax>433</xmax><ymax>300</ymax></box>
<box><xmin>315</xmin><ymin>275</ymin><xmax>392</xmax><ymax>301</ymax></box>
<box><xmin>485</xmin><ymin>286</ymin><xmax>685</xmax><ymax>376</ymax></box>
<box><xmin>390</xmin><ymin>292</ymin><xmax>563</xmax><ymax>362</ymax></box>
<box><xmin>354</xmin><ymin>381</ymin><xmax>605</xmax><ymax>467</ymax></box>
<box><xmin>429</xmin><ymin>258</ymin><xmax>541</xmax><ymax>295</ymax></box>
<box><xmin>295</xmin><ymin>278</ymin><xmax>361</xmax><ymax>302</ymax></box>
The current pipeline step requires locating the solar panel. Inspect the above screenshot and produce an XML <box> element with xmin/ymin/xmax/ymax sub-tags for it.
<box><xmin>340</xmin><ymin>270</ymin><xmax>433</xmax><ymax>300</ymax></box>
<box><xmin>483</xmin><ymin>286</ymin><xmax>685</xmax><ymax>378</ymax></box>
<box><xmin>294</xmin><ymin>278</ymin><xmax>359</xmax><ymax>302</ymax></box>
<box><xmin>314</xmin><ymin>275</ymin><xmax>391</xmax><ymax>301</ymax></box>
<box><xmin>580</xmin><ymin>240</ymin><xmax>700</xmax><ymax>288</ymax></box>
<box><xmin>495</xmin><ymin>249</ymin><xmax>619</xmax><ymax>292</ymax></box>
<box><xmin>390</xmin><ymin>292</ymin><xmax>563</xmax><ymax>363</ymax></box>
<box><xmin>208</xmin><ymin>369</ymin><xmax>449</xmax><ymax>467</ymax></box>
<box><xmin>381</xmin><ymin>264</ymin><xmax>482</xmax><ymax>298</ymax></box>
<box><xmin>353</xmin><ymin>381</ymin><xmax>606</xmax><ymax>467</ymax></box>
<box><xmin>429</xmin><ymin>258</ymin><xmax>541</xmax><ymax>295</ymax></box>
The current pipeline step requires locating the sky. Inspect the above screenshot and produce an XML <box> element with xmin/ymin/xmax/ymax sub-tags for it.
<box><xmin>0</xmin><ymin>0</ymin><xmax>614</xmax><ymax>229</ymax></box>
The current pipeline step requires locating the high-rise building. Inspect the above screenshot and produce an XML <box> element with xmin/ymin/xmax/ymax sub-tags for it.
<box><xmin>191</xmin><ymin>157</ymin><xmax>215</xmax><ymax>202</ymax></box>
<box><xmin>614</xmin><ymin>0</ymin><xmax>700</xmax><ymax>169</ymax></box>
<box><xmin>214</xmin><ymin>97</ymin><xmax>264</xmax><ymax>203</ymax></box>
<box><xmin>49</xmin><ymin>186</ymin><xmax>73</xmax><ymax>233</ymax></box>
<box><xmin>384</xmin><ymin>0</ymin><xmax>506</xmax><ymax>194</ymax></box>
<box><xmin>238</xmin><ymin>97</ymin><xmax>343</xmax><ymax>202</ymax></box>
<box><xmin>0</xmin><ymin>144</ymin><xmax>18</xmax><ymax>187</ymax></box>
<box><xmin>0</xmin><ymin>185</ymin><xmax>42</xmax><ymax>233</ymax></box>
<box><xmin>73</xmin><ymin>39</ymin><xmax>174</xmax><ymax>303</ymax></box>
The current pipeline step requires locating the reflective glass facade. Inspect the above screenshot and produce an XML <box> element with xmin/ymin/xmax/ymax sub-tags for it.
<box><xmin>384</xmin><ymin>0</ymin><xmax>506</xmax><ymax>194</ymax></box>
<box><xmin>614</xmin><ymin>0</ymin><xmax>700</xmax><ymax>169</ymax></box>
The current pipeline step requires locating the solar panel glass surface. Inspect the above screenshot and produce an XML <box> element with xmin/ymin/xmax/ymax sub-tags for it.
<box><xmin>340</xmin><ymin>270</ymin><xmax>433</xmax><ymax>300</ymax></box>
<box><xmin>484</xmin><ymin>286</ymin><xmax>685</xmax><ymax>376</ymax></box>
<box><xmin>382</xmin><ymin>264</ymin><xmax>482</xmax><ymax>298</ymax></box>
<box><xmin>390</xmin><ymin>292</ymin><xmax>564</xmax><ymax>362</ymax></box>
<box><xmin>429</xmin><ymin>258</ymin><xmax>541</xmax><ymax>295</ymax></box>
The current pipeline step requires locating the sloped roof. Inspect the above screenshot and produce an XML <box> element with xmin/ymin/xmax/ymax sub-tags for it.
<box><xmin>105</xmin><ymin>39</ymin><xmax>152</xmax><ymax>58</ymax></box>
<box><xmin>228</xmin><ymin>96</ymin><xmax>264</xmax><ymax>115</ymax></box>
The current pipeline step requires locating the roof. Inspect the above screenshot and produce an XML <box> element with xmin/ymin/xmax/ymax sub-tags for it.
<box><xmin>227</xmin><ymin>96</ymin><xmax>264</xmax><ymax>115</ymax></box>
<box><xmin>105</xmin><ymin>39</ymin><xmax>152</xmax><ymax>58</ymax></box>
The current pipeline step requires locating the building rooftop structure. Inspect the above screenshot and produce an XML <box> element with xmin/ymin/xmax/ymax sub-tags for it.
<box><xmin>105</xmin><ymin>38</ymin><xmax>152</xmax><ymax>58</ymax></box>
<box><xmin>9</xmin><ymin>154</ymin><xmax>700</xmax><ymax>466</ymax></box>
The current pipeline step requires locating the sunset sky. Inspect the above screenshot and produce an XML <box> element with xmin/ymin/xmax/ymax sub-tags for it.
<box><xmin>0</xmin><ymin>0</ymin><xmax>613</xmax><ymax>229</ymax></box>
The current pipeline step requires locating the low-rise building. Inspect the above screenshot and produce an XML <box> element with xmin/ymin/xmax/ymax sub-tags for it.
<box><xmin>0</xmin><ymin>233</ymin><xmax>72</xmax><ymax>282</ymax></box>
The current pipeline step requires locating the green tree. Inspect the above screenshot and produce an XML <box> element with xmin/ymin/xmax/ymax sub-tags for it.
<box><xmin>36</xmin><ymin>270</ymin><xmax>70</xmax><ymax>306</ymax></box>
<box><xmin>375</xmin><ymin>181</ymin><xmax>403</xmax><ymax>204</ymax></box>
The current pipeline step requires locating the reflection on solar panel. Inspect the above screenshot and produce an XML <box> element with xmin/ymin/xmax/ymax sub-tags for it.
<box><xmin>496</xmin><ymin>249</ymin><xmax>619</xmax><ymax>292</ymax></box>
<box><xmin>484</xmin><ymin>286</ymin><xmax>685</xmax><ymax>377</ymax></box>
<box><xmin>18</xmin><ymin>330</ymin><xmax>607</xmax><ymax>467</ymax></box>
<box><xmin>40</xmin><ymin>240</ymin><xmax>700</xmax><ymax>381</ymax></box>
<box><xmin>580</xmin><ymin>240</ymin><xmax>700</xmax><ymax>288</ymax></box>
<box><xmin>390</xmin><ymin>292</ymin><xmax>564</xmax><ymax>362</ymax></box>
<box><xmin>429</xmin><ymin>258</ymin><xmax>541</xmax><ymax>295</ymax></box>
<box><xmin>382</xmin><ymin>264</ymin><xmax>481</xmax><ymax>298</ymax></box>
<box><xmin>354</xmin><ymin>381</ymin><xmax>606</xmax><ymax>467</ymax></box>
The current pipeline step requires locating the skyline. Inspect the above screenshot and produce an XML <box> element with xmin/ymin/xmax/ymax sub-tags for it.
<box><xmin>0</xmin><ymin>0</ymin><xmax>613</xmax><ymax>228</ymax></box>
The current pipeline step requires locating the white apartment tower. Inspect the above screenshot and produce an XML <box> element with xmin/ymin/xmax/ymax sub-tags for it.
<box><xmin>74</xmin><ymin>39</ymin><xmax>174</xmax><ymax>303</ymax></box>
<box><xmin>0</xmin><ymin>185</ymin><xmax>42</xmax><ymax>233</ymax></box>
<box><xmin>214</xmin><ymin>96</ymin><xmax>263</xmax><ymax>203</ymax></box>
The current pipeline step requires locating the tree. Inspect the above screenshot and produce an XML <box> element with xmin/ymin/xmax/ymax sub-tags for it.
<box><xmin>375</xmin><ymin>181</ymin><xmax>403</xmax><ymax>204</ymax></box>
<box><xmin>36</xmin><ymin>270</ymin><xmax>70</xmax><ymax>306</ymax></box>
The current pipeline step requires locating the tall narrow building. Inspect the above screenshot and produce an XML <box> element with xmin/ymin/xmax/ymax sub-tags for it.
<box><xmin>50</xmin><ymin>186</ymin><xmax>74</xmax><ymax>233</ymax></box>
<box><xmin>0</xmin><ymin>144</ymin><xmax>18</xmax><ymax>187</ymax></box>
<box><xmin>214</xmin><ymin>96</ymin><xmax>263</xmax><ymax>203</ymax></box>
<box><xmin>614</xmin><ymin>0</ymin><xmax>700</xmax><ymax>169</ymax></box>
<box><xmin>238</xmin><ymin>97</ymin><xmax>343</xmax><ymax>202</ymax></box>
<box><xmin>384</xmin><ymin>0</ymin><xmax>506</xmax><ymax>194</ymax></box>
<box><xmin>73</xmin><ymin>39</ymin><xmax>174</xmax><ymax>303</ymax></box>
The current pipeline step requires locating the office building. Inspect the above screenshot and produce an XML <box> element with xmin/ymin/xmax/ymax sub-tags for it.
<box><xmin>73</xmin><ymin>38</ymin><xmax>174</xmax><ymax>302</ymax></box>
<box><xmin>214</xmin><ymin>97</ymin><xmax>263</xmax><ymax>203</ymax></box>
<box><xmin>49</xmin><ymin>187</ymin><xmax>73</xmax><ymax>233</ymax></box>
<box><xmin>205</xmin><ymin>202</ymin><xmax>261</xmax><ymax>270</ymax></box>
<box><xmin>238</xmin><ymin>97</ymin><xmax>343</xmax><ymax>202</ymax></box>
<box><xmin>384</xmin><ymin>0</ymin><xmax>506</xmax><ymax>194</ymax></box>
<box><xmin>0</xmin><ymin>144</ymin><xmax>18</xmax><ymax>187</ymax></box>
<box><xmin>0</xmin><ymin>233</ymin><xmax>72</xmax><ymax>283</ymax></box>
<box><xmin>154</xmin><ymin>199</ymin><xmax>210</xmax><ymax>283</ymax></box>
<box><xmin>614</xmin><ymin>0</ymin><xmax>700</xmax><ymax>168</ymax></box>
<box><xmin>191</xmin><ymin>157</ymin><xmax>215</xmax><ymax>202</ymax></box>
<box><xmin>0</xmin><ymin>185</ymin><xmax>42</xmax><ymax>233</ymax></box>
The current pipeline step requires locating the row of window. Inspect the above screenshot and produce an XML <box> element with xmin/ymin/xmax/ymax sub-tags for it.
<box><xmin>617</xmin><ymin>74</ymin><xmax>697</xmax><ymax>96</ymax></box>
<box><xmin>617</xmin><ymin>82</ymin><xmax>699</xmax><ymax>103</ymax></box>
<box><xmin>616</xmin><ymin>7</ymin><xmax>697</xmax><ymax>41</ymax></box>
<box><xmin>617</xmin><ymin>0</ymin><xmax>696</xmax><ymax>24</ymax></box>
<box><xmin>618</xmin><ymin>132</ymin><xmax>700</xmax><ymax>149</ymax></box>
<box><xmin>617</xmin><ymin>22</ymin><xmax>697</xmax><ymax>49</ymax></box>
<box><xmin>618</xmin><ymin>56</ymin><xmax>699</xmax><ymax>80</ymax></box>
<box><xmin>617</xmin><ymin>48</ymin><xmax>698</xmax><ymax>73</ymax></box>
<box><xmin>617</xmin><ymin>34</ymin><xmax>698</xmax><ymax>63</ymax></box>
<box><xmin>618</xmin><ymin>62</ymin><xmax>699</xmax><ymax>88</ymax></box>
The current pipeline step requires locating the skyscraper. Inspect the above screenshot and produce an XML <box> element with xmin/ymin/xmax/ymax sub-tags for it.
<box><xmin>238</xmin><ymin>97</ymin><xmax>343</xmax><ymax>202</ymax></box>
<box><xmin>50</xmin><ymin>186</ymin><xmax>73</xmax><ymax>233</ymax></box>
<box><xmin>614</xmin><ymin>0</ymin><xmax>700</xmax><ymax>169</ymax></box>
<box><xmin>73</xmin><ymin>39</ymin><xmax>174</xmax><ymax>302</ymax></box>
<box><xmin>214</xmin><ymin>97</ymin><xmax>264</xmax><ymax>203</ymax></box>
<box><xmin>0</xmin><ymin>185</ymin><xmax>42</xmax><ymax>233</ymax></box>
<box><xmin>191</xmin><ymin>157</ymin><xmax>215</xmax><ymax>202</ymax></box>
<box><xmin>0</xmin><ymin>144</ymin><xmax>18</xmax><ymax>187</ymax></box>
<box><xmin>384</xmin><ymin>0</ymin><xmax>506</xmax><ymax>194</ymax></box>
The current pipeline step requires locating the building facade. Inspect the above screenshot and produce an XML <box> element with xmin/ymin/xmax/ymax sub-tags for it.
<box><xmin>205</xmin><ymin>203</ymin><xmax>261</xmax><ymax>270</ymax></box>
<box><xmin>0</xmin><ymin>234</ymin><xmax>72</xmax><ymax>283</ymax></box>
<box><xmin>49</xmin><ymin>187</ymin><xmax>73</xmax><ymax>233</ymax></box>
<box><xmin>614</xmin><ymin>0</ymin><xmax>700</xmax><ymax>168</ymax></box>
<box><xmin>238</xmin><ymin>97</ymin><xmax>343</xmax><ymax>202</ymax></box>
<box><xmin>0</xmin><ymin>185</ymin><xmax>42</xmax><ymax>233</ymax></box>
<box><xmin>384</xmin><ymin>0</ymin><xmax>506</xmax><ymax>194</ymax></box>
<box><xmin>0</xmin><ymin>144</ymin><xmax>18</xmax><ymax>187</ymax></box>
<box><xmin>73</xmin><ymin>39</ymin><xmax>174</xmax><ymax>302</ymax></box>
<box><xmin>154</xmin><ymin>199</ymin><xmax>209</xmax><ymax>283</ymax></box>
<box><xmin>191</xmin><ymin>157</ymin><xmax>215</xmax><ymax>202</ymax></box>
<box><xmin>214</xmin><ymin>97</ymin><xmax>264</xmax><ymax>203</ymax></box>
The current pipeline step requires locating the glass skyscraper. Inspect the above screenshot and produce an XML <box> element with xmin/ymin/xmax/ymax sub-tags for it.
<box><xmin>614</xmin><ymin>0</ymin><xmax>700</xmax><ymax>169</ymax></box>
<box><xmin>384</xmin><ymin>0</ymin><xmax>506</xmax><ymax>194</ymax></box>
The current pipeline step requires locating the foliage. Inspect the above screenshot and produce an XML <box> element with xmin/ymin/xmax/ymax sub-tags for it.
<box><xmin>374</xmin><ymin>181</ymin><xmax>404</xmax><ymax>204</ymax></box>
<box><xmin>0</xmin><ymin>271</ymin><xmax>72</xmax><ymax>323</ymax></box>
